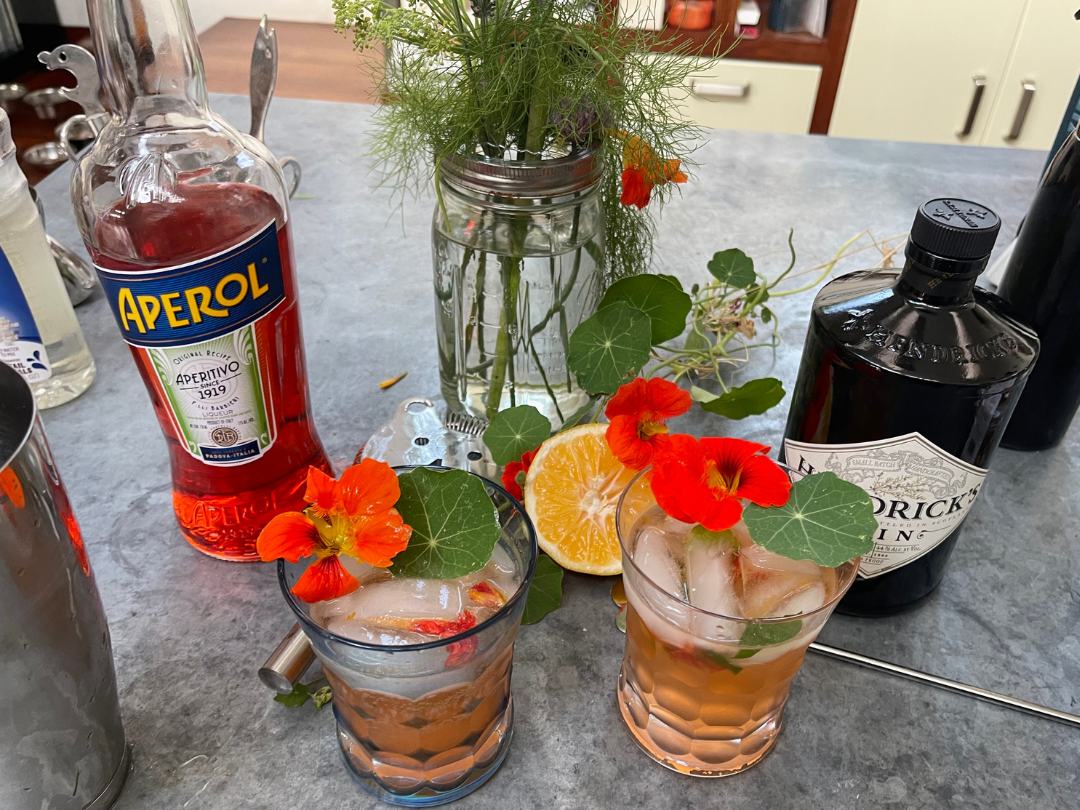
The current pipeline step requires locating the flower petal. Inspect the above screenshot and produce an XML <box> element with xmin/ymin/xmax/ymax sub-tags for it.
<box><xmin>642</xmin><ymin>377</ymin><xmax>692</xmax><ymax>420</ymax></box>
<box><xmin>291</xmin><ymin>556</ymin><xmax>359</xmax><ymax>603</ymax></box>
<box><xmin>700</xmin><ymin>437</ymin><xmax>772</xmax><ymax>483</ymax></box>
<box><xmin>304</xmin><ymin>466</ymin><xmax>337</xmax><ymax>515</ymax></box>
<box><xmin>620</xmin><ymin>167</ymin><xmax>653</xmax><ymax>209</ymax></box>
<box><xmin>735</xmin><ymin>453</ymin><xmax>792</xmax><ymax>507</ymax></box>
<box><xmin>349</xmin><ymin>509</ymin><xmax>412</xmax><ymax>568</ymax></box>
<box><xmin>500</xmin><ymin>460</ymin><xmax>525</xmax><ymax>500</ymax></box>
<box><xmin>695</xmin><ymin>493</ymin><xmax>745</xmax><ymax>532</ymax></box>
<box><xmin>649</xmin><ymin>434</ymin><xmax>708</xmax><ymax>524</ymax></box>
<box><xmin>257</xmin><ymin>512</ymin><xmax>319</xmax><ymax>563</ymax></box>
<box><xmin>606</xmin><ymin>415</ymin><xmax>655</xmax><ymax>470</ymax></box>
<box><xmin>605</xmin><ymin>377</ymin><xmax>649</xmax><ymax>419</ymax></box>
<box><xmin>500</xmin><ymin>449</ymin><xmax>536</xmax><ymax>501</ymax></box>
<box><xmin>336</xmin><ymin>458</ymin><xmax>401</xmax><ymax>517</ymax></box>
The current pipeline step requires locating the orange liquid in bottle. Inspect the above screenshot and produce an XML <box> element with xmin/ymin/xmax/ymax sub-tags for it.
<box><xmin>90</xmin><ymin>181</ymin><xmax>328</xmax><ymax>560</ymax></box>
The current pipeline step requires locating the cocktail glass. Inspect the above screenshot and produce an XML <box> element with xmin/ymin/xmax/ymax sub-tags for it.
<box><xmin>615</xmin><ymin>468</ymin><xmax>858</xmax><ymax>776</ymax></box>
<box><xmin>279</xmin><ymin>468</ymin><xmax>536</xmax><ymax>806</ymax></box>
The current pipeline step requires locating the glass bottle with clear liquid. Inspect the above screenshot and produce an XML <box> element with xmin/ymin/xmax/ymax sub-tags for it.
<box><xmin>0</xmin><ymin>109</ymin><xmax>94</xmax><ymax>408</ymax></box>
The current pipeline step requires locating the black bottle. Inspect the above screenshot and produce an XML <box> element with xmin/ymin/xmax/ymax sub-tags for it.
<box><xmin>782</xmin><ymin>199</ymin><xmax>1039</xmax><ymax>616</ymax></box>
<box><xmin>996</xmin><ymin>127</ymin><xmax>1080</xmax><ymax>450</ymax></box>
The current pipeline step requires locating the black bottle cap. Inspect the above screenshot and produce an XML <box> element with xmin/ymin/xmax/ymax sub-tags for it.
<box><xmin>909</xmin><ymin>198</ymin><xmax>1001</xmax><ymax>260</ymax></box>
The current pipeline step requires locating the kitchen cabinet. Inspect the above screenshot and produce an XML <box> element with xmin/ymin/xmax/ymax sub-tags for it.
<box><xmin>830</xmin><ymin>0</ymin><xmax>1080</xmax><ymax>149</ymax></box>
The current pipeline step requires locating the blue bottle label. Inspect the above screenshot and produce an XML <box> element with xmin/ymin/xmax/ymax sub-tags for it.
<box><xmin>96</xmin><ymin>223</ymin><xmax>286</xmax><ymax>466</ymax></box>
<box><xmin>0</xmin><ymin>245</ymin><xmax>51</xmax><ymax>383</ymax></box>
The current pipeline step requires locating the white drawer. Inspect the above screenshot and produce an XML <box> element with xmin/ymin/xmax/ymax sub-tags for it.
<box><xmin>663</xmin><ymin>57</ymin><xmax>822</xmax><ymax>134</ymax></box>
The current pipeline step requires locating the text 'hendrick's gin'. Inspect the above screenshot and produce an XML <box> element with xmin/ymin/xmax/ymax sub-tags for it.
<box><xmin>783</xmin><ymin>199</ymin><xmax>1039</xmax><ymax>616</ymax></box>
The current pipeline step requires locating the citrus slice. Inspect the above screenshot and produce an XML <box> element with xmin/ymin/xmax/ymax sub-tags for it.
<box><xmin>524</xmin><ymin>424</ymin><xmax>647</xmax><ymax>576</ymax></box>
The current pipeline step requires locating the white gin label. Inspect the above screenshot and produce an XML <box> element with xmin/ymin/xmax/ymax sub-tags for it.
<box><xmin>0</xmin><ymin>246</ymin><xmax>51</xmax><ymax>382</ymax></box>
<box><xmin>96</xmin><ymin>223</ymin><xmax>284</xmax><ymax>466</ymax></box>
<box><xmin>783</xmin><ymin>433</ymin><xmax>988</xmax><ymax>579</ymax></box>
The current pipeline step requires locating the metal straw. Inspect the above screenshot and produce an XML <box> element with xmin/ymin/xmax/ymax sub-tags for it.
<box><xmin>810</xmin><ymin>642</ymin><xmax>1080</xmax><ymax>729</ymax></box>
<box><xmin>259</xmin><ymin>624</ymin><xmax>316</xmax><ymax>694</ymax></box>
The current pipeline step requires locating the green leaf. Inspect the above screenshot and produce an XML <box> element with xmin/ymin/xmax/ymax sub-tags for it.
<box><xmin>707</xmin><ymin>249</ymin><xmax>755</xmax><ymax>288</ymax></box>
<box><xmin>701</xmin><ymin>649</ymin><xmax>742</xmax><ymax>674</ymax></box>
<box><xmin>682</xmin><ymin>328</ymin><xmax>711</xmax><ymax>353</ymax></box>
<box><xmin>655</xmin><ymin>273</ymin><xmax>684</xmax><ymax>291</ymax></box>
<box><xmin>689</xmin><ymin>525</ymin><xmax>740</xmax><ymax>550</ymax></box>
<box><xmin>522</xmin><ymin>553</ymin><xmax>564</xmax><ymax>625</ymax></box>
<box><xmin>391</xmin><ymin>468</ymin><xmax>501</xmax><ymax>578</ymax></box>
<box><xmin>734</xmin><ymin>620</ymin><xmax>802</xmax><ymax>659</ymax></box>
<box><xmin>273</xmin><ymin>678</ymin><xmax>331</xmax><ymax>709</ymax></box>
<box><xmin>567</xmin><ymin>301</ymin><xmax>653</xmax><ymax>395</ymax></box>
<box><xmin>599</xmin><ymin>274</ymin><xmax>692</xmax><ymax>344</ymax></box>
<box><xmin>761</xmin><ymin>306</ymin><xmax>774</xmax><ymax>324</ymax></box>
<box><xmin>274</xmin><ymin>683</ymin><xmax>313</xmax><ymax>708</ymax></box>
<box><xmin>743</xmin><ymin>472</ymin><xmax>877</xmax><ymax>567</ymax></box>
<box><xmin>694</xmin><ymin>378</ymin><xmax>785</xmax><ymax>420</ymax></box>
<box><xmin>483</xmin><ymin>405</ymin><xmax>551</xmax><ymax>465</ymax></box>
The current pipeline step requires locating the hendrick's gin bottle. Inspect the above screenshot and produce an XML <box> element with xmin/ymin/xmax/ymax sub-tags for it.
<box><xmin>783</xmin><ymin>199</ymin><xmax>1039</xmax><ymax>616</ymax></box>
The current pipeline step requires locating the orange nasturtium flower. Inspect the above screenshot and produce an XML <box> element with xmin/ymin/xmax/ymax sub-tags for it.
<box><xmin>649</xmin><ymin>434</ymin><xmax>791</xmax><ymax>531</ymax></box>
<box><xmin>500</xmin><ymin>448</ymin><xmax>537</xmax><ymax>501</ymax></box>
<box><xmin>605</xmin><ymin>377</ymin><xmax>692</xmax><ymax>469</ymax></box>
<box><xmin>257</xmin><ymin>460</ymin><xmax>412</xmax><ymax>603</ymax></box>
<box><xmin>617</xmin><ymin>133</ymin><xmax>688</xmax><ymax>209</ymax></box>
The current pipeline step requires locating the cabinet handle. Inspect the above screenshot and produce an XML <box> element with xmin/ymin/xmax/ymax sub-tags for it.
<box><xmin>1004</xmin><ymin>80</ymin><xmax>1037</xmax><ymax>142</ymax></box>
<box><xmin>690</xmin><ymin>80</ymin><xmax>750</xmax><ymax>100</ymax></box>
<box><xmin>957</xmin><ymin>75</ymin><xmax>986</xmax><ymax>137</ymax></box>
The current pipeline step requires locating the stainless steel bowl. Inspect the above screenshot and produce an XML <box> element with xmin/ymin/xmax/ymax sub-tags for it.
<box><xmin>23</xmin><ymin>87</ymin><xmax>68</xmax><ymax>120</ymax></box>
<box><xmin>22</xmin><ymin>141</ymin><xmax>67</xmax><ymax>167</ymax></box>
<box><xmin>0</xmin><ymin>82</ymin><xmax>26</xmax><ymax>111</ymax></box>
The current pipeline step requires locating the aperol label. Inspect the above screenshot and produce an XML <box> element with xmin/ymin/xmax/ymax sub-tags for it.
<box><xmin>96</xmin><ymin>223</ymin><xmax>283</xmax><ymax>465</ymax></box>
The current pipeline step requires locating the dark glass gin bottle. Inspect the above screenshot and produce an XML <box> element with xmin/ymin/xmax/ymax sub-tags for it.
<box><xmin>782</xmin><ymin>199</ymin><xmax>1039</xmax><ymax>616</ymax></box>
<box><xmin>996</xmin><ymin>126</ymin><xmax>1080</xmax><ymax>450</ymax></box>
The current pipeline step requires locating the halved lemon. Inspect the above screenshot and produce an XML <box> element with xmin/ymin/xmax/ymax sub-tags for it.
<box><xmin>524</xmin><ymin>424</ymin><xmax>647</xmax><ymax>576</ymax></box>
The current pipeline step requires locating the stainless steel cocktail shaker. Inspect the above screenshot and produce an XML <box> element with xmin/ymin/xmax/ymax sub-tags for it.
<box><xmin>0</xmin><ymin>361</ymin><xmax>129</xmax><ymax>808</ymax></box>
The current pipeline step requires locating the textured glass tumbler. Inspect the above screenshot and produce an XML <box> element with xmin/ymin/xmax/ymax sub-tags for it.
<box><xmin>615</xmin><ymin>470</ymin><xmax>858</xmax><ymax>777</ymax></box>
<box><xmin>280</xmin><ymin>471</ymin><xmax>537</xmax><ymax>806</ymax></box>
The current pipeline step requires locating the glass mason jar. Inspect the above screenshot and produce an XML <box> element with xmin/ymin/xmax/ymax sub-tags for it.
<box><xmin>279</xmin><ymin>468</ymin><xmax>537</xmax><ymax>806</ymax></box>
<box><xmin>432</xmin><ymin>148</ymin><xmax>604</xmax><ymax>429</ymax></box>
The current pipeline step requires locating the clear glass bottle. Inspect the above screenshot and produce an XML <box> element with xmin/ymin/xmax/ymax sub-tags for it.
<box><xmin>433</xmin><ymin>149</ymin><xmax>604</xmax><ymax>429</ymax></box>
<box><xmin>71</xmin><ymin>0</ymin><xmax>328</xmax><ymax>561</ymax></box>
<box><xmin>0</xmin><ymin>109</ymin><xmax>95</xmax><ymax>408</ymax></box>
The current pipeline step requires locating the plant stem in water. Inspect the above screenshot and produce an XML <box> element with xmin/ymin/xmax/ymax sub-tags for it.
<box><xmin>485</xmin><ymin>254</ymin><xmax>521</xmax><ymax>417</ymax></box>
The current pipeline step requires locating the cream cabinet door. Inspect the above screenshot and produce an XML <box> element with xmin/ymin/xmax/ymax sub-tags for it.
<box><xmin>829</xmin><ymin>0</ymin><xmax>1026</xmax><ymax>144</ymax></box>
<box><xmin>980</xmin><ymin>2</ymin><xmax>1080</xmax><ymax>150</ymax></box>
<box><xmin>669</xmin><ymin>58</ymin><xmax>822</xmax><ymax>134</ymax></box>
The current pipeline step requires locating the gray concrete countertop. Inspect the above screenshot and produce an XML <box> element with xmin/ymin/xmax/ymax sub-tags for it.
<box><xmin>35</xmin><ymin>96</ymin><xmax>1077</xmax><ymax>809</ymax></box>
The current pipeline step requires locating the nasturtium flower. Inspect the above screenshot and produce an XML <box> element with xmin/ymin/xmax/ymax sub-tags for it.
<box><xmin>616</xmin><ymin>133</ymin><xmax>688</xmax><ymax>209</ymax></box>
<box><xmin>650</xmin><ymin>435</ymin><xmax>791</xmax><ymax>531</ymax></box>
<box><xmin>501</xmin><ymin>449</ymin><xmax>537</xmax><ymax>501</ymax></box>
<box><xmin>605</xmin><ymin>377</ymin><xmax>692</xmax><ymax>469</ymax></box>
<box><xmin>257</xmin><ymin>460</ymin><xmax>412</xmax><ymax>603</ymax></box>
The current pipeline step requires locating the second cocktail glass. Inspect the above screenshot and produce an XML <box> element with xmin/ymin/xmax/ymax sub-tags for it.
<box><xmin>616</xmin><ymin>469</ymin><xmax>858</xmax><ymax>777</ymax></box>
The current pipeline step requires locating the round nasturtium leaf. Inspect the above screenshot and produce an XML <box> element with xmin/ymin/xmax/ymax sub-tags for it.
<box><xmin>390</xmin><ymin>468</ymin><xmax>501</xmax><ymax>579</ymax></box>
<box><xmin>743</xmin><ymin>472</ymin><xmax>877</xmax><ymax>568</ymax></box>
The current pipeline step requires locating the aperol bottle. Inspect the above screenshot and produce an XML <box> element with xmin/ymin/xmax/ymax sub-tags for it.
<box><xmin>71</xmin><ymin>0</ymin><xmax>328</xmax><ymax>561</ymax></box>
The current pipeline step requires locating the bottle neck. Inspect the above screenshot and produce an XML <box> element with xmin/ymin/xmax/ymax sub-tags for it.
<box><xmin>89</xmin><ymin>0</ymin><xmax>209</xmax><ymax>121</ymax></box>
<box><xmin>894</xmin><ymin>242</ymin><xmax>984</xmax><ymax>306</ymax></box>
